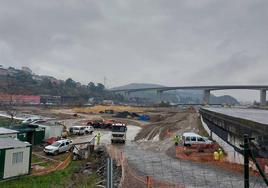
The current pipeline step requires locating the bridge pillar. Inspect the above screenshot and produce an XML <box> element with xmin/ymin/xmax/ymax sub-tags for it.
<box><xmin>260</xmin><ymin>89</ymin><xmax>266</xmax><ymax>106</ymax></box>
<box><xmin>124</xmin><ymin>91</ymin><xmax>130</xmax><ymax>100</ymax></box>
<box><xmin>203</xmin><ymin>90</ymin><xmax>210</xmax><ymax>105</ymax></box>
<box><xmin>156</xmin><ymin>90</ymin><xmax>164</xmax><ymax>103</ymax></box>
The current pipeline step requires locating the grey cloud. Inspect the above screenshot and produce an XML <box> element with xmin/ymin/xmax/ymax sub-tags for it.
<box><xmin>192</xmin><ymin>52</ymin><xmax>259</xmax><ymax>84</ymax></box>
<box><xmin>0</xmin><ymin>0</ymin><xmax>268</xmax><ymax>101</ymax></box>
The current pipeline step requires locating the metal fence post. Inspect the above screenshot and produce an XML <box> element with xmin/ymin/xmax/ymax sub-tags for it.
<box><xmin>244</xmin><ymin>134</ymin><xmax>249</xmax><ymax>188</ymax></box>
<box><xmin>107</xmin><ymin>157</ymin><xmax>113</xmax><ymax>188</ymax></box>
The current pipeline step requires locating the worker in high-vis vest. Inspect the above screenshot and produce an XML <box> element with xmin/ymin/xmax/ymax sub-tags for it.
<box><xmin>213</xmin><ymin>150</ymin><xmax>220</xmax><ymax>161</ymax></box>
<box><xmin>173</xmin><ymin>135</ymin><xmax>181</xmax><ymax>146</ymax></box>
<box><xmin>218</xmin><ymin>148</ymin><xmax>224</xmax><ymax>160</ymax></box>
<box><xmin>96</xmin><ymin>132</ymin><xmax>101</xmax><ymax>145</ymax></box>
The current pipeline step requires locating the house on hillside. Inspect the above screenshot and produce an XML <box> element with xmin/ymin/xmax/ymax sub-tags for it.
<box><xmin>7</xmin><ymin>67</ymin><xmax>19</xmax><ymax>76</ymax></box>
<box><xmin>0</xmin><ymin>137</ymin><xmax>32</xmax><ymax>180</ymax></box>
<box><xmin>0</xmin><ymin>68</ymin><xmax>8</xmax><ymax>76</ymax></box>
<box><xmin>21</xmin><ymin>66</ymin><xmax>32</xmax><ymax>74</ymax></box>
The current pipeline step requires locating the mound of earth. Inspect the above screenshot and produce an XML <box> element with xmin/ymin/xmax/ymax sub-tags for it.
<box><xmin>135</xmin><ymin>112</ymin><xmax>202</xmax><ymax>141</ymax></box>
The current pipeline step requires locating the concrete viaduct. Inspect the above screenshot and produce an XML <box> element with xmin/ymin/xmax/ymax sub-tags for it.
<box><xmin>110</xmin><ymin>85</ymin><xmax>268</xmax><ymax>106</ymax></box>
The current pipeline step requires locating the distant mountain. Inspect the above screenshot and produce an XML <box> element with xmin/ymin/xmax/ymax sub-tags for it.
<box><xmin>113</xmin><ymin>83</ymin><xmax>240</xmax><ymax>105</ymax></box>
<box><xmin>112</xmin><ymin>83</ymin><xmax>164</xmax><ymax>90</ymax></box>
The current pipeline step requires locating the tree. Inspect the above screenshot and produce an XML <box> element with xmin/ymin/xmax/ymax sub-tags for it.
<box><xmin>1</xmin><ymin>76</ymin><xmax>17</xmax><ymax>124</ymax></box>
<box><xmin>65</xmin><ymin>78</ymin><xmax>76</xmax><ymax>88</ymax></box>
<box><xmin>96</xmin><ymin>83</ymin><xmax>105</xmax><ymax>92</ymax></box>
<box><xmin>87</xmin><ymin>82</ymin><xmax>96</xmax><ymax>92</ymax></box>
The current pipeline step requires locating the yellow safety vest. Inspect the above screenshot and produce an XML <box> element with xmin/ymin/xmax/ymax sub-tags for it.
<box><xmin>213</xmin><ymin>151</ymin><xmax>220</xmax><ymax>161</ymax></box>
<box><xmin>218</xmin><ymin>150</ymin><xmax>223</xmax><ymax>159</ymax></box>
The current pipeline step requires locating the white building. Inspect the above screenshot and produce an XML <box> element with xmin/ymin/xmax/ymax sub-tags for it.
<box><xmin>36</xmin><ymin>123</ymin><xmax>63</xmax><ymax>139</ymax></box>
<box><xmin>0</xmin><ymin>138</ymin><xmax>31</xmax><ymax>180</ymax></box>
<box><xmin>0</xmin><ymin>128</ymin><xmax>18</xmax><ymax>139</ymax></box>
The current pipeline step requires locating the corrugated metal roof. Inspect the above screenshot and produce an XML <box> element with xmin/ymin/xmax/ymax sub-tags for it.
<box><xmin>0</xmin><ymin>127</ymin><xmax>18</xmax><ymax>135</ymax></box>
<box><xmin>0</xmin><ymin>137</ymin><xmax>31</xmax><ymax>149</ymax></box>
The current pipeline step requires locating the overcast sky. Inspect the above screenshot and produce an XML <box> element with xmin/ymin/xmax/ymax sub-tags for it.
<box><xmin>0</xmin><ymin>0</ymin><xmax>268</xmax><ymax>101</ymax></box>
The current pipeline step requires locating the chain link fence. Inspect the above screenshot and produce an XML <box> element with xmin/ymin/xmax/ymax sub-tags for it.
<box><xmin>108</xmin><ymin>142</ymin><xmax>267</xmax><ymax>188</ymax></box>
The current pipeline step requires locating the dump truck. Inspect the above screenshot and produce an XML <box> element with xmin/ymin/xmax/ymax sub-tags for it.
<box><xmin>111</xmin><ymin>123</ymin><xmax>127</xmax><ymax>144</ymax></box>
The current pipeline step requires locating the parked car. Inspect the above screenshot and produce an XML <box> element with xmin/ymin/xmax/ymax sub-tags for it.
<box><xmin>84</xmin><ymin>125</ymin><xmax>94</xmax><ymax>134</ymax></box>
<box><xmin>182</xmin><ymin>132</ymin><xmax>212</xmax><ymax>146</ymax></box>
<box><xmin>22</xmin><ymin>117</ymin><xmax>42</xmax><ymax>124</ymax></box>
<box><xmin>30</xmin><ymin>119</ymin><xmax>47</xmax><ymax>124</ymax></box>
<box><xmin>44</xmin><ymin>139</ymin><xmax>72</xmax><ymax>155</ymax></box>
<box><xmin>72</xmin><ymin>126</ymin><xmax>86</xmax><ymax>135</ymax></box>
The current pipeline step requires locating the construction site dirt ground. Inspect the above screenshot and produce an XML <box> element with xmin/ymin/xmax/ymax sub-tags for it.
<box><xmin>123</xmin><ymin>109</ymin><xmax>266</xmax><ymax>187</ymax></box>
<box><xmin>134</xmin><ymin>110</ymin><xmax>207</xmax><ymax>153</ymax></box>
<box><xmin>6</xmin><ymin>106</ymin><xmax>267</xmax><ymax>187</ymax></box>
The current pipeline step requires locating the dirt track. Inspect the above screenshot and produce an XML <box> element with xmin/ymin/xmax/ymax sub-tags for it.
<box><xmin>135</xmin><ymin>111</ymin><xmax>202</xmax><ymax>141</ymax></box>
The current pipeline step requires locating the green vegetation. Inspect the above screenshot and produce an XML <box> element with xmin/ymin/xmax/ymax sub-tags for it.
<box><xmin>0</xmin><ymin>160</ymin><xmax>100</xmax><ymax>188</ymax></box>
<box><xmin>0</xmin><ymin>117</ymin><xmax>21</xmax><ymax>127</ymax></box>
<box><xmin>53</xmin><ymin>152</ymin><xmax>70</xmax><ymax>162</ymax></box>
<box><xmin>1</xmin><ymin>67</ymin><xmax>123</xmax><ymax>103</ymax></box>
<box><xmin>38</xmin><ymin>161</ymin><xmax>55</xmax><ymax>168</ymax></box>
<box><xmin>31</xmin><ymin>154</ymin><xmax>44</xmax><ymax>164</ymax></box>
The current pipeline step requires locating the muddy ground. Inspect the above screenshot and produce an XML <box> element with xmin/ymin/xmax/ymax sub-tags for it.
<box><xmin>5</xmin><ymin>106</ymin><xmax>266</xmax><ymax>188</ymax></box>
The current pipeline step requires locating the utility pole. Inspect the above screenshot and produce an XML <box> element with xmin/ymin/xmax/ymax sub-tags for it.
<box><xmin>104</xmin><ymin>76</ymin><xmax>107</xmax><ymax>89</ymax></box>
<box><xmin>242</xmin><ymin>134</ymin><xmax>268</xmax><ymax>187</ymax></box>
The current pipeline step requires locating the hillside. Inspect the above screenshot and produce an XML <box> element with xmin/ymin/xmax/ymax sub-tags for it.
<box><xmin>0</xmin><ymin>66</ymin><xmax>122</xmax><ymax>103</ymax></box>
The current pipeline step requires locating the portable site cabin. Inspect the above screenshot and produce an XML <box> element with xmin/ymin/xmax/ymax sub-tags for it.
<box><xmin>37</xmin><ymin>123</ymin><xmax>63</xmax><ymax>139</ymax></box>
<box><xmin>0</xmin><ymin>138</ymin><xmax>31</xmax><ymax>180</ymax></box>
<box><xmin>0</xmin><ymin>128</ymin><xmax>18</xmax><ymax>139</ymax></box>
<box><xmin>11</xmin><ymin>125</ymin><xmax>45</xmax><ymax>145</ymax></box>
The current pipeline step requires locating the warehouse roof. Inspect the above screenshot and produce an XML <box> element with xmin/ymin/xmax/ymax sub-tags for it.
<box><xmin>0</xmin><ymin>127</ymin><xmax>19</xmax><ymax>135</ymax></box>
<box><xmin>0</xmin><ymin>137</ymin><xmax>31</xmax><ymax>149</ymax></box>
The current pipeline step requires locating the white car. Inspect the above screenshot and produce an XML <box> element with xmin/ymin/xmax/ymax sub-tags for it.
<box><xmin>22</xmin><ymin>117</ymin><xmax>42</xmax><ymax>124</ymax></box>
<box><xmin>182</xmin><ymin>132</ymin><xmax>212</xmax><ymax>146</ymax></box>
<box><xmin>44</xmin><ymin>139</ymin><xmax>72</xmax><ymax>155</ymax></box>
<box><xmin>84</xmin><ymin>125</ymin><xmax>94</xmax><ymax>134</ymax></box>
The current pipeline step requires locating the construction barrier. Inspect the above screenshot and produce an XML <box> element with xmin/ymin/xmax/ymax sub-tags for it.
<box><xmin>31</xmin><ymin>154</ymin><xmax>72</xmax><ymax>176</ymax></box>
<box><xmin>176</xmin><ymin>145</ymin><xmax>268</xmax><ymax>177</ymax></box>
<box><xmin>108</xmin><ymin>145</ymin><xmax>184</xmax><ymax>188</ymax></box>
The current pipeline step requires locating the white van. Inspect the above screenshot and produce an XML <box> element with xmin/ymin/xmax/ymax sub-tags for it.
<box><xmin>182</xmin><ymin>132</ymin><xmax>212</xmax><ymax>146</ymax></box>
<box><xmin>72</xmin><ymin>126</ymin><xmax>86</xmax><ymax>135</ymax></box>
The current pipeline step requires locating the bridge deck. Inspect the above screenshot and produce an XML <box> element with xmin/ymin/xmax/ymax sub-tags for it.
<box><xmin>204</xmin><ymin>107</ymin><xmax>268</xmax><ymax>125</ymax></box>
